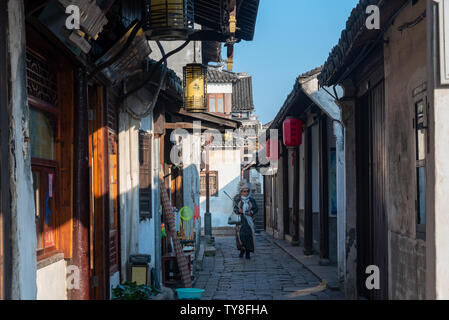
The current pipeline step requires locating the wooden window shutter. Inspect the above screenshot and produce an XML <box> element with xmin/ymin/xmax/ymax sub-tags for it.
<box><xmin>106</xmin><ymin>88</ymin><xmax>119</xmax><ymax>275</ymax></box>
<box><xmin>139</xmin><ymin>131</ymin><xmax>152</xmax><ymax>220</ymax></box>
<box><xmin>200</xmin><ymin>171</ymin><xmax>218</xmax><ymax>197</ymax></box>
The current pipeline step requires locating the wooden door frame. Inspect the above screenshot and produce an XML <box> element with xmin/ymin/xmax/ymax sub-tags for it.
<box><xmin>88</xmin><ymin>85</ymin><xmax>110</xmax><ymax>300</ymax></box>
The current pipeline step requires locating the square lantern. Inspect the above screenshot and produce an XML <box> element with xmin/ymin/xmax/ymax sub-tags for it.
<box><xmin>128</xmin><ymin>254</ymin><xmax>152</xmax><ymax>286</ymax></box>
<box><xmin>144</xmin><ymin>0</ymin><xmax>195</xmax><ymax>40</ymax></box>
<box><xmin>283</xmin><ymin>117</ymin><xmax>303</xmax><ymax>147</ymax></box>
<box><xmin>183</xmin><ymin>63</ymin><xmax>207</xmax><ymax>113</ymax></box>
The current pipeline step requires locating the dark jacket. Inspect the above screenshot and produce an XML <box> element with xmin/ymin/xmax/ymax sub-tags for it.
<box><xmin>233</xmin><ymin>196</ymin><xmax>258</xmax><ymax>218</ymax></box>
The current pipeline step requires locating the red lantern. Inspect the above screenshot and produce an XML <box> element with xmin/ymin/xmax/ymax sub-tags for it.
<box><xmin>266</xmin><ymin>139</ymin><xmax>280</xmax><ymax>161</ymax></box>
<box><xmin>283</xmin><ymin>117</ymin><xmax>303</xmax><ymax>147</ymax></box>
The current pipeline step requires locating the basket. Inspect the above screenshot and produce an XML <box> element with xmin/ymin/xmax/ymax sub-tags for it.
<box><xmin>176</xmin><ymin>288</ymin><xmax>205</xmax><ymax>300</ymax></box>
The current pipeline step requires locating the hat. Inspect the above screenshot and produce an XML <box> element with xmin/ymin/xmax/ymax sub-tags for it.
<box><xmin>240</xmin><ymin>182</ymin><xmax>251</xmax><ymax>192</ymax></box>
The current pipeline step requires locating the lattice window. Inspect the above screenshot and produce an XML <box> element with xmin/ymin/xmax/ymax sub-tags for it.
<box><xmin>200</xmin><ymin>171</ymin><xmax>218</xmax><ymax>197</ymax></box>
<box><xmin>139</xmin><ymin>131</ymin><xmax>152</xmax><ymax>220</ymax></box>
<box><xmin>26</xmin><ymin>50</ymin><xmax>58</xmax><ymax>107</ymax></box>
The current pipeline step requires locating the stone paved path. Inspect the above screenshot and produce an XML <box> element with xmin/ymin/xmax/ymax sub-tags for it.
<box><xmin>194</xmin><ymin>235</ymin><xmax>345</xmax><ymax>300</ymax></box>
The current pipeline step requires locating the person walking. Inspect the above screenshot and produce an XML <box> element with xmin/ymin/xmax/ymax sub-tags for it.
<box><xmin>234</xmin><ymin>182</ymin><xmax>258</xmax><ymax>259</ymax></box>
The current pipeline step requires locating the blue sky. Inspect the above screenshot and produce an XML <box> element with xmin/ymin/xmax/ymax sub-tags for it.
<box><xmin>230</xmin><ymin>0</ymin><xmax>359</xmax><ymax>124</ymax></box>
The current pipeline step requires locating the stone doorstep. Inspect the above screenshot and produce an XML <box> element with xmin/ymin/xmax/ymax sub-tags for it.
<box><xmin>205</xmin><ymin>246</ymin><xmax>216</xmax><ymax>256</ymax></box>
<box><xmin>260</xmin><ymin>231</ymin><xmax>341</xmax><ymax>293</ymax></box>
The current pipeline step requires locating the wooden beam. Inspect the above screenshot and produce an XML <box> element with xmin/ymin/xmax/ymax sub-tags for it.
<box><xmin>175</xmin><ymin>108</ymin><xmax>240</xmax><ymax>129</ymax></box>
<box><xmin>165</xmin><ymin>122</ymin><xmax>231</xmax><ymax>131</ymax></box>
<box><xmin>25</xmin><ymin>0</ymin><xmax>50</xmax><ymax>18</ymax></box>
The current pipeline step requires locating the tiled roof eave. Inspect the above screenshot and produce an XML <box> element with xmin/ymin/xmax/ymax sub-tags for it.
<box><xmin>318</xmin><ymin>0</ymin><xmax>385</xmax><ymax>86</ymax></box>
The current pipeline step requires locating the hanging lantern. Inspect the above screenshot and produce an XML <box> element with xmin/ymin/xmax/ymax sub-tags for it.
<box><xmin>266</xmin><ymin>139</ymin><xmax>280</xmax><ymax>161</ymax></box>
<box><xmin>145</xmin><ymin>0</ymin><xmax>194</xmax><ymax>40</ymax></box>
<box><xmin>183</xmin><ymin>63</ymin><xmax>207</xmax><ymax>113</ymax></box>
<box><xmin>283</xmin><ymin>117</ymin><xmax>303</xmax><ymax>147</ymax></box>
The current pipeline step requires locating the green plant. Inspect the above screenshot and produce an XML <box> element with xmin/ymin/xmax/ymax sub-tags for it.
<box><xmin>112</xmin><ymin>282</ymin><xmax>153</xmax><ymax>300</ymax></box>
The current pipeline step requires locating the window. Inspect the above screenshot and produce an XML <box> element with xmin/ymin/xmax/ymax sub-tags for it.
<box><xmin>200</xmin><ymin>171</ymin><xmax>218</xmax><ymax>197</ymax></box>
<box><xmin>30</xmin><ymin>109</ymin><xmax>56</xmax><ymax>160</ymax></box>
<box><xmin>208</xmin><ymin>94</ymin><xmax>225</xmax><ymax>114</ymax></box>
<box><xmin>109</xmin><ymin>129</ymin><xmax>119</xmax><ymax>275</ymax></box>
<box><xmin>27</xmin><ymin>49</ymin><xmax>59</xmax><ymax>256</ymax></box>
<box><xmin>139</xmin><ymin>131</ymin><xmax>152</xmax><ymax>221</ymax></box>
<box><xmin>32</xmin><ymin>168</ymin><xmax>56</xmax><ymax>252</ymax></box>
<box><xmin>26</xmin><ymin>39</ymin><xmax>75</xmax><ymax>259</ymax></box>
<box><xmin>415</xmin><ymin>99</ymin><xmax>427</xmax><ymax>239</ymax></box>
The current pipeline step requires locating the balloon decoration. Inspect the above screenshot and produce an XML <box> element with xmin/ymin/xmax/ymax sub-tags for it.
<box><xmin>194</xmin><ymin>204</ymin><xmax>200</xmax><ymax>220</ymax></box>
<box><xmin>161</xmin><ymin>223</ymin><xmax>167</xmax><ymax>238</ymax></box>
<box><xmin>180</xmin><ymin>206</ymin><xmax>194</xmax><ymax>221</ymax></box>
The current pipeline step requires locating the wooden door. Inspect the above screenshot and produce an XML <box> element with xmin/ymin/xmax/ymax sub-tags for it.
<box><xmin>88</xmin><ymin>85</ymin><xmax>108</xmax><ymax>300</ymax></box>
<box><xmin>356</xmin><ymin>80</ymin><xmax>388</xmax><ymax>300</ymax></box>
<box><xmin>356</xmin><ymin>92</ymin><xmax>372</xmax><ymax>298</ymax></box>
<box><xmin>370</xmin><ymin>81</ymin><xmax>388</xmax><ymax>300</ymax></box>
<box><xmin>282</xmin><ymin>145</ymin><xmax>291</xmax><ymax>236</ymax></box>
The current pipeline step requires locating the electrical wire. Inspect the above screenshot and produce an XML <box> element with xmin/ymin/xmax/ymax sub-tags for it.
<box><xmin>123</xmin><ymin>40</ymin><xmax>168</xmax><ymax>120</ymax></box>
<box><xmin>122</xmin><ymin>40</ymin><xmax>191</xmax><ymax>101</ymax></box>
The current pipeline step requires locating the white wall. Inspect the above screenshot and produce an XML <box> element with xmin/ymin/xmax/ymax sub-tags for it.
<box><xmin>200</xmin><ymin>148</ymin><xmax>241</xmax><ymax>227</ymax></box>
<box><xmin>109</xmin><ymin>272</ymin><xmax>120</xmax><ymax>298</ymax></box>
<box><xmin>36</xmin><ymin>260</ymin><xmax>67</xmax><ymax>300</ymax></box>
<box><xmin>207</xmin><ymin>83</ymin><xmax>233</xmax><ymax>94</ymax></box>
<box><xmin>118</xmin><ymin>110</ymin><xmax>140</xmax><ymax>282</ymax></box>
<box><xmin>7</xmin><ymin>0</ymin><xmax>37</xmax><ymax>299</ymax></box>
<box><xmin>149</xmin><ymin>31</ymin><xmax>202</xmax><ymax>79</ymax></box>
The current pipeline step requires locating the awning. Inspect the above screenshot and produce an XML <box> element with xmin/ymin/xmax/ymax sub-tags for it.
<box><xmin>195</xmin><ymin>0</ymin><xmax>260</xmax><ymax>41</ymax></box>
<box><xmin>166</xmin><ymin>106</ymin><xmax>241</xmax><ymax>132</ymax></box>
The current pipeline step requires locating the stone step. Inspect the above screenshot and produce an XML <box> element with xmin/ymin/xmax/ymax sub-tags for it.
<box><xmin>205</xmin><ymin>246</ymin><xmax>216</xmax><ymax>257</ymax></box>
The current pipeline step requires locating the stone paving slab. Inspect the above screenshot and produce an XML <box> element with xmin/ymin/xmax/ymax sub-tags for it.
<box><xmin>194</xmin><ymin>235</ymin><xmax>345</xmax><ymax>300</ymax></box>
<box><xmin>260</xmin><ymin>231</ymin><xmax>342</xmax><ymax>292</ymax></box>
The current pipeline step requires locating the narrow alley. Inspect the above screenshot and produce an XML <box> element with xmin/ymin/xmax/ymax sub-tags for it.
<box><xmin>3</xmin><ymin>0</ymin><xmax>449</xmax><ymax>305</ymax></box>
<box><xmin>194</xmin><ymin>235</ymin><xmax>344</xmax><ymax>300</ymax></box>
